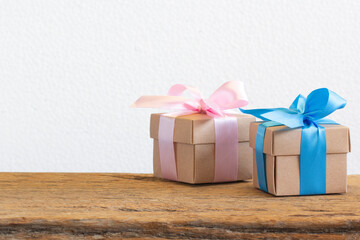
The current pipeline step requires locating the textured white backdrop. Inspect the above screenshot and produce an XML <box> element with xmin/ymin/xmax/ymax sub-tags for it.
<box><xmin>0</xmin><ymin>1</ymin><xmax>359</xmax><ymax>173</ymax></box>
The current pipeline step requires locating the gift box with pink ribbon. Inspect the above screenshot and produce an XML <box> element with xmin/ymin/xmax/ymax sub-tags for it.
<box><xmin>132</xmin><ymin>81</ymin><xmax>255</xmax><ymax>184</ymax></box>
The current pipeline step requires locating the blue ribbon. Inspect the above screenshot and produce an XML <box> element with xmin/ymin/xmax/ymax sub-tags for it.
<box><xmin>241</xmin><ymin>88</ymin><xmax>346</xmax><ymax>195</ymax></box>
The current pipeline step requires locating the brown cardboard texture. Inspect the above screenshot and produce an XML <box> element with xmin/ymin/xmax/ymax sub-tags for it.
<box><xmin>151</xmin><ymin>113</ymin><xmax>255</xmax><ymax>184</ymax></box>
<box><xmin>250</xmin><ymin>122</ymin><xmax>350</xmax><ymax>196</ymax></box>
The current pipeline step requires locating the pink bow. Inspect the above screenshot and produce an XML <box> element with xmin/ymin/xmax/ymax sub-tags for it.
<box><xmin>131</xmin><ymin>81</ymin><xmax>249</xmax><ymax>117</ymax></box>
<box><xmin>132</xmin><ymin>81</ymin><xmax>249</xmax><ymax>182</ymax></box>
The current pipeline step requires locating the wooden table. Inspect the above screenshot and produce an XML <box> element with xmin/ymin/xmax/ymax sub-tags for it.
<box><xmin>0</xmin><ymin>173</ymin><xmax>359</xmax><ymax>239</ymax></box>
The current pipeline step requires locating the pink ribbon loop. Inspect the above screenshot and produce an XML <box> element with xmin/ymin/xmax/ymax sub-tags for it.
<box><xmin>132</xmin><ymin>81</ymin><xmax>249</xmax><ymax>182</ymax></box>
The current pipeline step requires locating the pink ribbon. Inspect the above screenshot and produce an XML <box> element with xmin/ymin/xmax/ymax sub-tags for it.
<box><xmin>132</xmin><ymin>81</ymin><xmax>248</xmax><ymax>182</ymax></box>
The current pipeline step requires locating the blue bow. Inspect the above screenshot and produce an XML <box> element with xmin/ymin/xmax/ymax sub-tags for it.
<box><xmin>241</xmin><ymin>88</ymin><xmax>346</xmax><ymax>195</ymax></box>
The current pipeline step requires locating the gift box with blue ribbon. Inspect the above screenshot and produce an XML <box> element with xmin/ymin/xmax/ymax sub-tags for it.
<box><xmin>242</xmin><ymin>88</ymin><xmax>351</xmax><ymax>196</ymax></box>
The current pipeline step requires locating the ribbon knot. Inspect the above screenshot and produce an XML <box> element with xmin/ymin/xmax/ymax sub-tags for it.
<box><xmin>197</xmin><ymin>99</ymin><xmax>223</xmax><ymax>117</ymax></box>
<box><xmin>302</xmin><ymin>116</ymin><xmax>313</xmax><ymax>126</ymax></box>
<box><xmin>241</xmin><ymin>88</ymin><xmax>346</xmax><ymax>195</ymax></box>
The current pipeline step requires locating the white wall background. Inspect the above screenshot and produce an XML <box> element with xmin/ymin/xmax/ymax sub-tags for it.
<box><xmin>0</xmin><ymin>0</ymin><xmax>359</xmax><ymax>173</ymax></box>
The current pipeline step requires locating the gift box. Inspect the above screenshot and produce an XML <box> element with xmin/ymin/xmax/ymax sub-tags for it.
<box><xmin>242</xmin><ymin>88</ymin><xmax>351</xmax><ymax>196</ymax></box>
<box><xmin>249</xmin><ymin>122</ymin><xmax>350</xmax><ymax>196</ymax></box>
<box><xmin>132</xmin><ymin>81</ymin><xmax>254</xmax><ymax>184</ymax></box>
<box><xmin>151</xmin><ymin>113</ymin><xmax>255</xmax><ymax>184</ymax></box>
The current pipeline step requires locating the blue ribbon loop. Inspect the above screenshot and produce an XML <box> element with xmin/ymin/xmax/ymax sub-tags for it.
<box><xmin>241</xmin><ymin>88</ymin><xmax>346</xmax><ymax>195</ymax></box>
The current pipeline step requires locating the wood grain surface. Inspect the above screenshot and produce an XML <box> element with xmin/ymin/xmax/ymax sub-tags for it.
<box><xmin>0</xmin><ymin>173</ymin><xmax>359</xmax><ymax>239</ymax></box>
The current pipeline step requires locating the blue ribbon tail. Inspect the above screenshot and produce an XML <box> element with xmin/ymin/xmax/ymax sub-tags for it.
<box><xmin>315</xmin><ymin>118</ymin><xmax>338</xmax><ymax>125</ymax></box>
<box><xmin>240</xmin><ymin>108</ymin><xmax>286</xmax><ymax>122</ymax></box>
<box><xmin>300</xmin><ymin>123</ymin><xmax>327</xmax><ymax>195</ymax></box>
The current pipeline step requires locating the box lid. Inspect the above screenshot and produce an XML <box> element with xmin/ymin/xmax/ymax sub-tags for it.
<box><xmin>249</xmin><ymin>122</ymin><xmax>351</xmax><ymax>156</ymax></box>
<box><xmin>150</xmin><ymin>113</ymin><xmax>256</xmax><ymax>144</ymax></box>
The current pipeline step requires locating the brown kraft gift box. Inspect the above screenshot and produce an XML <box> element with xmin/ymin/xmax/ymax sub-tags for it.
<box><xmin>249</xmin><ymin>122</ymin><xmax>351</xmax><ymax>196</ymax></box>
<box><xmin>150</xmin><ymin>113</ymin><xmax>256</xmax><ymax>184</ymax></box>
